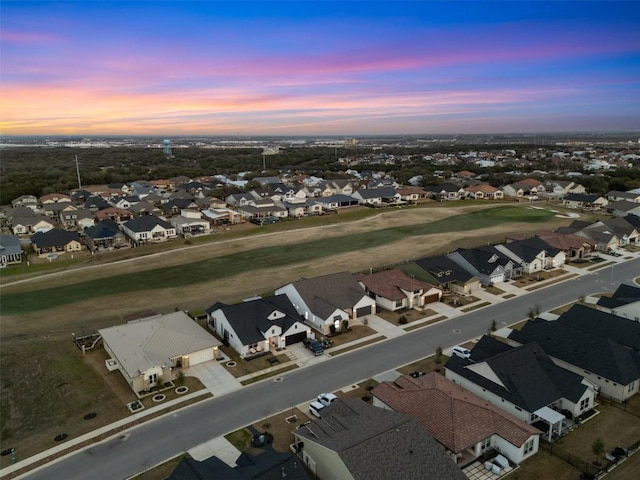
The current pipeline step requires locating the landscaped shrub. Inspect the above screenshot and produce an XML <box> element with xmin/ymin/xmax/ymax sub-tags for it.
<box><xmin>399</xmin><ymin>315</ymin><xmax>408</xmax><ymax>324</ymax></box>
<box><xmin>341</xmin><ymin>319</ymin><xmax>349</xmax><ymax>332</ymax></box>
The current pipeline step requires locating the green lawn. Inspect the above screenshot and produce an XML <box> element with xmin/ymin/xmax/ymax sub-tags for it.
<box><xmin>1</xmin><ymin>206</ymin><xmax>554</xmax><ymax>315</ymax></box>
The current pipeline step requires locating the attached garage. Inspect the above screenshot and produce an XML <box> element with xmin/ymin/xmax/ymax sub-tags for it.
<box><xmin>285</xmin><ymin>331</ymin><xmax>307</xmax><ymax>345</ymax></box>
<box><xmin>355</xmin><ymin>306</ymin><xmax>374</xmax><ymax>318</ymax></box>
<box><xmin>423</xmin><ymin>293</ymin><xmax>440</xmax><ymax>304</ymax></box>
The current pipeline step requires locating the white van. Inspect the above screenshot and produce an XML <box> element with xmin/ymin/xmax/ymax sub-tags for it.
<box><xmin>452</xmin><ymin>345</ymin><xmax>471</xmax><ymax>359</ymax></box>
<box><xmin>309</xmin><ymin>401</ymin><xmax>326</xmax><ymax>418</ymax></box>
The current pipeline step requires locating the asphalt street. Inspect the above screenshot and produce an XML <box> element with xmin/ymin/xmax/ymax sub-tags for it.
<box><xmin>22</xmin><ymin>258</ymin><xmax>640</xmax><ymax>480</ymax></box>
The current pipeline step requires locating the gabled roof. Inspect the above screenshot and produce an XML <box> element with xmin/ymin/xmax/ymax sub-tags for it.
<box><xmin>536</xmin><ymin>231</ymin><xmax>597</xmax><ymax>250</ymax></box>
<box><xmin>294</xmin><ymin>398</ymin><xmax>466</xmax><ymax>480</ymax></box>
<box><xmin>12</xmin><ymin>215</ymin><xmax>54</xmax><ymax>227</ymax></box>
<box><xmin>99</xmin><ymin>312</ymin><xmax>220</xmax><ymax>378</ymax></box>
<box><xmin>314</xmin><ymin>194</ymin><xmax>359</xmax><ymax>205</ymax></box>
<box><xmin>30</xmin><ymin>228</ymin><xmax>81</xmax><ymax>248</ymax></box>
<box><xmin>7</xmin><ymin>206</ymin><xmax>36</xmax><ymax>219</ymax></box>
<box><xmin>501</xmin><ymin>237</ymin><xmax>560</xmax><ymax>262</ymax></box>
<box><xmin>509</xmin><ymin>319</ymin><xmax>640</xmax><ymax>385</ymax></box>
<box><xmin>85</xmin><ymin>219</ymin><xmax>122</xmax><ymax>240</ymax></box>
<box><xmin>411</xmin><ymin>255</ymin><xmax>477</xmax><ymax>285</ymax></box>
<box><xmin>565</xmin><ymin>193</ymin><xmax>603</xmax><ymax>203</ymax></box>
<box><xmin>208</xmin><ymin>295</ymin><xmax>304</xmax><ymax>345</ymax></box>
<box><xmin>356</xmin><ymin>269</ymin><xmax>437</xmax><ymax>301</ymax></box>
<box><xmin>123</xmin><ymin>215</ymin><xmax>173</xmax><ymax>232</ymax></box>
<box><xmin>354</xmin><ymin>186</ymin><xmax>398</xmax><ymax>199</ymax></box>
<box><xmin>0</xmin><ymin>234</ymin><xmax>23</xmax><ymax>256</ymax></box>
<box><xmin>446</xmin><ymin>336</ymin><xmax>589</xmax><ymax>412</ymax></box>
<box><xmin>423</xmin><ymin>183</ymin><xmax>462</xmax><ymax>193</ymax></box>
<box><xmin>452</xmin><ymin>246</ymin><xmax>517</xmax><ymax>275</ymax></box>
<box><xmin>288</xmin><ymin>272</ymin><xmax>368</xmax><ymax>319</ymax></box>
<box><xmin>560</xmin><ymin>303</ymin><xmax>640</xmax><ymax>350</ymax></box>
<box><xmin>373</xmin><ymin>373</ymin><xmax>541</xmax><ymax>453</ymax></box>
<box><xmin>623</xmin><ymin>214</ymin><xmax>640</xmax><ymax>228</ymax></box>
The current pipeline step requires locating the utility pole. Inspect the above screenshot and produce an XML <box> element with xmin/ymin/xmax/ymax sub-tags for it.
<box><xmin>75</xmin><ymin>155</ymin><xmax>82</xmax><ymax>189</ymax></box>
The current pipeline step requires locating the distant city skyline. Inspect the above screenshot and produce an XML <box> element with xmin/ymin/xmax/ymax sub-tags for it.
<box><xmin>1</xmin><ymin>1</ymin><xmax>639</xmax><ymax>136</ymax></box>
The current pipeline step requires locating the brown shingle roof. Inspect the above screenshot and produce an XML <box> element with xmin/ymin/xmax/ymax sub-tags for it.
<box><xmin>464</xmin><ymin>184</ymin><xmax>499</xmax><ymax>194</ymax></box>
<box><xmin>536</xmin><ymin>231</ymin><xmax>597</xmax><ymax>250</ymax></box>
<box><xmin>373</xmin><ymin>373</ymin><xmax>540</xmax><ymax>454</ymax></box>
<box><xmin>356</xmin><ymin>269</ymin><xmax>437</xmax><ymax>301</ymax></box>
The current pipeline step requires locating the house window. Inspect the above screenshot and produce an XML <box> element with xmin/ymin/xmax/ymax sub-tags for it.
<box><xmin>480</xmin><ymin>437</ymin><xmax>491</xmax><ymax>451</ymax></box>
<box><xmin>628</xmin><ymin>382</ymin><xmax>636</xmax><ymax>392</ymax></box>
<box><xmin>395</xmin><ymin>299</ymin><xmax>403</xmax><ymax>308</ymax></box>
<box><xmin>524</xmin><ymin>439</ymin><xmax>535</xmax><ymax>455</ymax></box>
<box><xmin>580</xmin><ymin>397</ymin><xmax>590</xmax><ymax>411</ymax></box>
<box><xmin>149</xmin><ymin>373</ymin><xmax>158</xmax><ymax>385</ymax></box>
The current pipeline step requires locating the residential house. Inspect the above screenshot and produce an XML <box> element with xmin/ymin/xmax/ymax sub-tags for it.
<box><xmin>501</xmin><ymin>181</ymin><xmax>540</xmax><ymax>200</ymax></box>
<box><xmin>356</xmin><ymin>268</ymin><xmax>442</xmax><ymax>312</ymax></box>
<box><xmin>563</xmin><ymin>193</ymin><xmax>608</xmax><ymax>211</ymax></box>
<box><xmin>313</xmin><ymin>194</ymin><xmax>359</xmax><ymax>210</ymax></box>
<box><xmin>535</xmin><ymin>231</ymin><xmax>597</xmax><ymax>260</ymax></box>
<box><xmin>162</xmin><ymin>198</ymin><xmax>200</xmax><ymax>215</ymax></box>
<box><xmin>423</xmin><ymin>183</ymin><xmax>466</xmax><ymax>201</ymax></box>
<box><xmin>605</xmin><ymin>190</ymin><xmax>640</xmax><ymax>204</ymax></box>
<box><xmin>94</xmin><ymin>207</ymin><xmax>135</xmax><ymax>223</ymax></box>
<box><xmin>60</xmin><ymin>208</ymin><xmax>95</xmax><ymax>231</ymax></box>
<box><xmin>351</xmin><ymin>187</ymin><xmax>401</xmax><ymax>206</ymax></box>
<box><xmin>167</xmin><ymin>451</ymin><xmax>309</xmax><ymax>480</ymax></box>
<box><xmin>99</xmin><ymin>311</ymin><xmax>221</xmax><ymax>396</ymax></box>
<box><xmin>10</xmin><ymin>215</ymin><xmax>56</xmax><ymax>235</ymax></box>
<box><xmin>109</xmin><ymin>195</ymin><xmax>141</xmax><ymax>210</ymax></box>
<box><xmin>127</xmin><ymin>201</ymin><xmax>163</xmax><ymax>217</ymax></box>
<box><xmin>236</xmin><ymin>200</ymin><xmax>288</xmax><ymax>220</ymax></box>
<box><xmin>38</xmin><ymin>192</ymin><xmax>71</xmax><ymax>205</ymax></box>
<box><xmin>463</xmin><ymin>184</ymin><xmax>504</xmax><ymax>200</ymax></box>
<box><xmin>561</xmin><ymin>304</ymin><xmax>640</xmax><ymax>350</ymax></box>
<box><xmin>201</xmin><ymin>208</ymin><xmax>245</xmax><ymax>225</ymax></box>
<box><xmin>508</xmin><ymin>313</ymin><xmax>640</xmax><ymax>402</ymax></box>
<box><xmin>541</xmin><ymin>180</ymin><xmax>585</xmax><ymax>198</ymax></box>
<box><xmin>373</xmin><ymin>373</ymin><xmax>541</xmax><ymax>466</ymax></box>
<box><xmin>30</xmin><ymin>228</ymin><xmax>83</xmax><ymax>256</ymax></box>
<box><xmin>0</xmin><ymin>234</ymin><xmax>24</xmax><ymax>265</ymax></box>
<box><xmin>206</xmin><ymin>294</ymin><xmax>310</xmax><ymax>358</ymax></box>
<box><xmin>595</xmin><ymin>217</ymin><xmax>639</xmax><ymax>246</ymax></box>
<box><xmin>447</xmin><ymin>247</ymin><xmax>522</xmax><ymax>285</ymax></box>
<box><xmin>292</xmin><ymin>398</ymin><xmax>467</xmax><ymax>480</ymax></box>
<box><xmin>403</xmin><ymin>256</ymin><xmax>481</xmax><ymax>296</ymax></box>
<box><xmin>496</xmin><ymin>237</ymin><xmax>565</xmax><ymax>272</ymax></box>
<box><xmin>121</xmin><ymin>215</ymin><xmax>177</xmax><ymax>244</ymax></box>
<box><xmin>225</xmin><ymin>191</ymin><xmax>261</xmax><ymax>206</ymax></box>
<box><xmin>283</xmin><ymin>200</ymin><xmax>323</xmax><ymax>218</ymax></box>
<box><xmin>84</xmin><ymin>219</ymin><xmax>131</xmax><ymax>252</ymax></box>
<box><xmin>607</xmin><ymin>200</ymin><xmax>640</xmax><ymax>217</ymax></box>
<box><xmin>84</xmin><ymin>196</ymin><xmax>110</xmax><ymax>212</ymax></box>
<box><xmin>11</xmin><ymin>194</ymin><xmax>38</xmax><ymax>210</ymax></box>
<box><xmin>170</xmin><ymin>210</ymin><xmax>211</xmax><ymax>236</ymax></box>
<box><xmin>275</xmin><ymin>272</ymin><xmax>376</xmax><ymax>334</ymax></box>
<box><xmin>396</xmin><ymin>186</ymin><xmax>429</xmax><ymax>203</ymax></box>
<box><xmin>559</xmin><ymin>220</ymin><xmax>621</xmax><ymax>252</ymax></box>
<box><xmin>42</xmin><ymin>201</ymin><xmax>73</xmax><ymax>221</ymax></box>
<box><xmin>596</xmin><ymin>284</ymin><xmax>640</xmax><ymax>320</ymax></box>
<box><xmin>445</xmin><ymin>336</ymin><xmax>597</xmax><ymax>441</ymax></box>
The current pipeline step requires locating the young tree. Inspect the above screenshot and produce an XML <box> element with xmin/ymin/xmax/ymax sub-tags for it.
<box><xmin>592</xmin><ymin>438</ymin><xmax>605</xmax><ymax>465</ymax></box>
<box><xmin>435</xmin><ymin>346</ymin><xmax>443</xmax><ymax>365</ymax></box>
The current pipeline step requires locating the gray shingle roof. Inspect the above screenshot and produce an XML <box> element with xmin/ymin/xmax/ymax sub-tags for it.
<box><xmin>30</xmin><ymin>229</ymin><xmax>81</xmax><ymax>248</ymax></box>
<box><xmin>509</xmin><ymin>319</ymin><xmax>640</xmax><ymax>385</ymax></box>
<box><xmin>290</xmin><ymin>272</ymin><xmax>368</xmax><ymax>319</ymax></box>
<box><xmin>294</xmin><ymin>398</ymin><xmax>466</xmax><ymax>480</ymax></box>
<box><xmin>446</xmin><ymin>336</ymin><xmax>589</xmax><ymax>411</ymax></box>
<box><xmin>123</xmin><ymin>215</ymin><xmax>173</xmax><ymax>232</ymax></box>
<box><xmin>412</xmin><ymin>255</ymin><xmax>476</xmax><ymax>285</ymax></box>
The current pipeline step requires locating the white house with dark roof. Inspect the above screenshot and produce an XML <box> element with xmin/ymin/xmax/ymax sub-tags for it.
<box><xmin>0</xmin><ymin>234</ymin><xmax>24</xmax><ymax>265</ymax></box>
<box><xmin>206</xmin><ymin>295</ymin><xmax>310</xmax><ymax>358</ymax></box>
<box><xmin>275</xmin><ymin>272</ymin><xmax>376</xmax><ymax>334</ymax></box>
<box><xmin>445</xmin><ymin>336</ymin><xmax>597</xmax><ymax>442</ymax></box>
<box><xmin>596</xmin><ymin>284</ymin><xmax>640</xmax><ymax>320</ymax></box>
<box><xmin>373</xmin><ymin>373</ymin><xmax>541</xmax><ymax>466</ymax></box>
<box><xmin>293</xmin><ymin>398</ymin><xmax>467</xmax><ymax>480</ymax></box>
<box><xmin>99</xmin><ymin>311</ymin><xmax>221</xmax><ymax>396</ymax></box>
<box><xmin>11</xmin><ymin>215</ymin><xmax>55</xmax><ymax>235</ymax></box>
<box><xmin>121</xmin><ymin>215</ymin><xmax>177</xmax><ymax>244</ymax></box>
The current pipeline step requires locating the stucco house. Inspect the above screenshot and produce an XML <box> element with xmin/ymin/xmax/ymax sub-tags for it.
<box><xmin>206</xmin><ymin>295</ymin><xmax>310</xmax><ymax>358</ymax></box>
<box><xmin>373</xmin><ymin>373</ymin><xmax>542</xmax><ymax>466</ymax></box>
<box><xmin>496</xmin><ymin>237</ymin><xmax>565</xmax><ymax>273</ymax></box>
<box><xmin>0</xmin><ymin>234</ymin><xmax>24</xmax><ymax>265</ymax></box>
<box><xmin>121</xmin><ymin>215</ymin><xmax>177</xmax><ymax>244</ymax></box>
<box><xmin>30</xmin><ymin>229</ymin><xmax>83</xmax><ymax>256</ymax></box>
<box><xmin>596</xmin><ymin>284</ymin><xmax>640</xmax><ymax>320</ymax></box>
<box><xmin>99</xmin><ymin>311</ymin><xmax>221</xmax><ymax>396</ymax></box>
<box><xmin>403</xmin><ymin>255</ymin><xmax>481</xmax><ymax>296</ymax></box>
<box><xmin>356</xmin><ymin>268</ymin><xmax>442</xmax><ymax>312</ymax></box>
<box><xmin>447</xmin><ymin>247</ymin><xmax>522</xmax><ymax>285</ymax></box>
<box><xmin>275</xmin><ymin>272</ymin><xmax>376</xmax><ymax>334</ymax></box>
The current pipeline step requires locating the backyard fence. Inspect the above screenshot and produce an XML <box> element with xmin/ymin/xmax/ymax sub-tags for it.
<box><xmin>540</xmin><ymin>442</ymin><xmax>601</xmax><ymax>477</ymax></box>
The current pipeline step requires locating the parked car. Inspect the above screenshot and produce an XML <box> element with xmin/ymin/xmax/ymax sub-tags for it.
<box><xmin>309</xmin><ymin>401</ymin><xmax>326</xmax><ymax>418</ymax></box>
<box><xmin>306</xmin><ymin>339</ymin><xmax>324</xmax><ymax>356</ymax></box>
<box><xmin>452</xmin><ymin>345</ymin><xmax>471</xmax><ymax>359</ymax></box>
<box><xmin>317</xmin><ymin>393</ymin><xmax>337</xmax><ymax>407</ymax></box>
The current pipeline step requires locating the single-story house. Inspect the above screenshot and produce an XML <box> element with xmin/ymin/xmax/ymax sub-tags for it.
<box><xmin>373</xmin><ymin>373</ymin><xmax>542</xmax><ymax>466</ymax></box>
<box><xmin>275</xmin><ymin>271</ymin><xmax>376</xmax><ymax>334</ymax></box>
<box><xmin>11</xmin><ymin>215</ymin><xmax>55</xmax><ymax>235</ymax></box>
<box><xmin>0</xmin><ymin>234</ymin><xmax>24</xmax><ymax>265</ymax></box>
<box><xmin>563</xmin><ymin>193</ymin><xmax>608</xmax><ymax>210</ymax></box>
<box><xmin>11</xmin><ymin>194</ymin><xmax>38</xmax><ymax>210</ymax></box>
<box><xmin>99</xmin><ymin>311</ymin><xmax>221</xmax><ymax>396</ymax></box>
<box><xmin>170</xmin><ymin>212</ymin><xmax>211</xmax><ymax>236</ymax></box>
<box><xmin>84</xmin><ymin>219</ymin><xmax>131</xmax><ymax>252</ymax></box>
<box><xmin>206</xmin><ymin>295</ymin><xmax>310</xmax><ymax>358</ymax></box>
<box><xmin>534</xmin><ymin>231</ymin><xmax>597</xmax><ymax>260</ymax></box>
<box><xmin>447</xmin><ymin>247</ymin><xmax>522</xmax><ymax>285</ymax></box>
<box><xmin>445</xmin><ymin>336</ymin><xmax>597</xmax><ymax>442</ymax></box>
<box><xmin>313</xmin><ymin>194</ymin><xmax>360</xmax><ymax>210</ymax></box>
<box><xmin>496</xmin><ymin>237</ymin><xmax>565</xmax><ymax>272</ymax></box>
<box><xmin>94</xmin><ymin>207</ymin><xmax>135</xmax><ymax>223</ymax></box>
<box><xmin>201</xmin><ymin>208</ymin><xmax>245</xmax><ymax>225</ymax></box>
<box><xmin>293</xmin><ymin>398</ymin><xmax>467</xmax><ymax>480</ymax></box>
<box><xmin>356</xmin><ymin>268</ymin><xmax>442</xmax><ymax>312</ymax></box>
<box><xmin>30</xmin><ymin>229</ymin><xmax>83</xmax><ymax>256</ymax></box>
<box><xmin>463</xmin><ymin>184</ymin><xmax>504</xmax><ymax>200</ymax></box>
<box><xmin>351</xmin><ymin>187</ymin><xmax>401</xmax><ymax>206</ymax></box>
<box><xmin>121</xmin><ymin>215</ymin><xmax>177</xmax><ymax>244</ymax></box>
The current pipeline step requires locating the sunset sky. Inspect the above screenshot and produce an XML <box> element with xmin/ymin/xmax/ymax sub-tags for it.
<box><xmin>1</xmin><ymin>1</ymin><xmax>639</xmax><ymax>136</ymax></box>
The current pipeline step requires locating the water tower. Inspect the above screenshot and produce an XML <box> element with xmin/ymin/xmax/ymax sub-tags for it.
<box><xmin>163</xmin><ymin>139</ymin><xmax>172</xmax><ymax>157</ymax></box>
